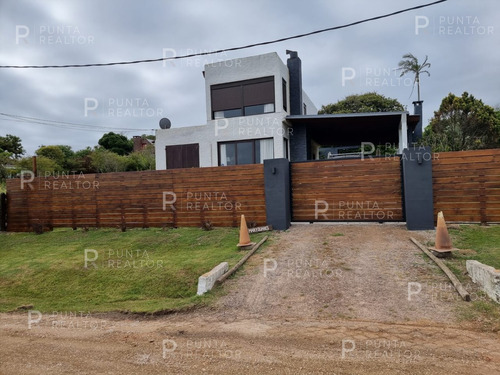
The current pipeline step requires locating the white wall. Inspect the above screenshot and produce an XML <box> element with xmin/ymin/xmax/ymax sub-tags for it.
<box><xmin>204</xmin><ymin>52</ymin><xmax>290</xmax><ymax>122</ymax></box>
<box><xmin>155</xmin><ymin>124</ymin><xmax>211</xmax><ymax>169</ymax></box>
<box><xmin>398</xmin><ymin>113</ymin><xmax>408</xmax><ymax>154</ymax></box>
<box><xmin>155</xmin><ymin>113</ymin><xmax>291</xmax><ymax>169</ymax></box>
<box><xmin>302</xmin><ymin>90</ymin><xmax>318</xmax><ymax>115</ymax></box>
<box><xmin>155</xmin><ymin>52</ymin><xmax>315</xmax><ymax>170</ymax></box>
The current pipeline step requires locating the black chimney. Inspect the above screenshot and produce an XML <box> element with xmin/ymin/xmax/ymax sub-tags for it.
<box><xmin>412</xmin><ymin>101</ymin><xmax>423</xmax><ymax>142</ymax></box>
<box><xmin>286</xmin><ymin>50</ymin><xmax>303</xmax><ymax>115</ymax></box>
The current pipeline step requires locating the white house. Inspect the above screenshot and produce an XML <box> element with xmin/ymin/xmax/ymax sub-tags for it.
<box><xmin>155</xmin><ymin>51</ymin><xmax>420</xmax><ymax>169</ymax></box>
<box><xmin>155</xmin><ymin>51</ymin><xmax>317</xmax><ymax>169</ymax></box>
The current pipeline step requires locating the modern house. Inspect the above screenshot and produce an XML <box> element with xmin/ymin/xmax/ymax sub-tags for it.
<box><xmin>155</xmin><ymin>51</ymin><xmax>421</xmax><ymax>169</ymax></box>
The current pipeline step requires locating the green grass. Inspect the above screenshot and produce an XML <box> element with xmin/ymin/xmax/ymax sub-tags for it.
<box><xmin>442</xmin><ymin>225</ymin><xmax>500</xmax><ymax>331</ymax></box>
<box><xmin>0</xmin><ymin>227</ymin><xmax>267</xmax><ymax>313</ymax></box>
<box><xmin>451</xmin><ymin>225</ymin><xmax>500</xmax><ymax>268</ymax></box>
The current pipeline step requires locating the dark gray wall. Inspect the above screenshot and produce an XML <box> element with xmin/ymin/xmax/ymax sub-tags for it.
<box><xmin>289</xmin><ymin>123</ymin><xmax>309</xmax><ymax>162</ymax></box>
<box><xmin>286</xmin><ymin>50</ymin><xmax>303</xmax><ymax>116</ymax></box>
<box><xmin>412</xmin><ymin>101</ymin><xmax>423</xmax><ymax>142</ymax></box>
<box><xmin>264</xmin><ymin>158</ymin><xmax>291</xmax><ymax>230</ymax></box>
<box><xmin>402</xmin><ymin>146</ymin><xmax>434</xmax><ymax>230</ymax></box>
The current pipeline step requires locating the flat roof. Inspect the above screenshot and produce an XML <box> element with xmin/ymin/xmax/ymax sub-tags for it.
<box><xmin>287</xmin><ymin>111</ymin><xmax>409</xmax><ymax>120</ymax></box>
<box><xmin>286</xmin><ymin>112</ymin><xmax>420</xmax><ymax>146</ymax></box>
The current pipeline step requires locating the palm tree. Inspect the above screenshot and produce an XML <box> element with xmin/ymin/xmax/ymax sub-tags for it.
<box><xmin>397</xmin><ymin>53</ymin><xmax>431</xmax><ymax>102</ymax></box>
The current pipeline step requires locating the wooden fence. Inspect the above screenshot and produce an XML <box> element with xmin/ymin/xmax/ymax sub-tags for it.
<box><xmin>5</xmin><ymin>148</ymin><xmax>500</xmax><ymax>232</ymax></box>
<box><xmin>6</xmin><ymin>164</ymin><xmax>266</xmax><ymax>232</ymax></box>
<box><xmin>432</xmin><ymin>149</ymin><xmax>500</xmax><ymax>223</ymax></box>
<box><xmin>291</xmin><ymin>157</ymin><xmax>404</xmax><ymax>222</ymax></box>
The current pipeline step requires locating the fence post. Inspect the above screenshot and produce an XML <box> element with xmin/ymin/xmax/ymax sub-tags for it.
<box><xmin>264</xmin><ymin>158</ymin><xmax>291</xmax><ymax>230</ymax></box>
<box><xmin>402</xmin><ymin>146</ymin><xmax>434</xmax><ymax>230</ymax></box>
<box><xmin>0</xmin><ymin>193</ymin><xmax>6</xmax><ymax>231</ymax></box>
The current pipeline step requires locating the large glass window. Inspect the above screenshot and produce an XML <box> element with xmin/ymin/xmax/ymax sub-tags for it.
<box><xmin>237</xmin><ymin>141</ymin><xmax>253</xmax><ymax>165</ymax></box>
<box><xmin>219</xmin><ymin>138</ymin><xmax>274</xmax><ymax>166</ymax></box>
<box><xmin>211</xmin><ymin>77</ymin><xmax>275</xmax><ymax>119</ymax></box>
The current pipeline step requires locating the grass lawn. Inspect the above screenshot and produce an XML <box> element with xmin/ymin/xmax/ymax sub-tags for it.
<box><xmin>451</xmin><ymin>225</ymin><xmax>500</xmax><ymax>269</ymax></box>
<box><xmin>0</xmin><ymin>227</ymin><xmax>268</xmax><ymax>313</ymax></box>
<box><xmin>443</xmin><ymin>225</ymin><xmax>500</xmax><ymax>331</ymax></box>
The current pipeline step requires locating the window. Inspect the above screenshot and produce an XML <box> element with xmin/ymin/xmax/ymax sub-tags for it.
<box><xmin>211</xmin><ymin>77</ymin><xmax>275</xmax><ymax>119</ymax></box>
<box><xmin>283</xmin><ymin>138</ymin><xmax>289</xmax><ymax>160</ymax></box>
<box><xmin>219</xmin><ymin>138</ymin><xmax>274</xmax><ymax>166</ymax></box>
<box><xmin>165</xmin><ymin>144</ymin><xmax>199</xmax><ymax>169</ymax></box>
<box><xmin>282</xmin><ymin>79</ymin><xmax>287</xmax><ymax>111</ymax></box>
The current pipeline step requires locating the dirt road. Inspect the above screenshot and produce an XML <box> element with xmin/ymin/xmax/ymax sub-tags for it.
<box><xmin>1</xmin><ymin>224</ymin><xmax>499</xmax><ymax>374</ymax></box>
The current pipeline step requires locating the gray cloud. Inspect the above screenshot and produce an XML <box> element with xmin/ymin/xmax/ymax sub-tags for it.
<box><xmin>1</xmin><ymin>0</ymin><xmax>499</xmax><ymax>154</ymax></box>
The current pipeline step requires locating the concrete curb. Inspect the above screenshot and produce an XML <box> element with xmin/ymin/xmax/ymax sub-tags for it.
<box><xmin>466</xmin><ymin>260</ymin><xmax>500</xmax><ymax>304</ymax></box>
<box><xmin>197</xmin><ymin>262</ymin><xmax>228</xmax><ymax>296</ymax></box>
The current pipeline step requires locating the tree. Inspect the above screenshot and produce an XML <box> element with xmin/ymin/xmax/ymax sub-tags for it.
<box><xmin>397</xmin><ymin>53</ymin><xmax>431</xmax><ymax>102</ymax></box>
<box><xmin>0</xmin><ymin>152</ymin><xmax>11</xmax><ymax>183</ymax></box>
<box><xmin>98</xmin><ymin>132</ymin><xmax>133</xmax><ymax>156</ymax></box>
<box><xmin>73</xmin><ymin>147</ymin><xmax>96</xmax><ymax>174</ymax></box>
<box><xmin>15</xmin><ymin>155</ymin><xmax>63</xmax><ymax>176</ymax></box>
<box><xmin>91</xmin><ymin>148</ymin><xmax>128</xmax><ymax>173</ymax></box>
<box><xmin>421</xmin><ymin>92</ymin><xmax>500</xmax><ymax>151</ymax></box>
<box><xmin>126</xmin><ymin>146</ymin><xmax>155</xmax><ymax>171</ymax></box>
<box><xmin>141</xmin><ymin>134</ymin><xmax>155</xmax><ymax>141</ymax></box>
<box><xmin>0</xmin><ymin>134</ymin><xmax>24</xmax><ymax>158</ymax></box>
<box><xmin>318</xmin><ymin>92</ymin><xmax>404</xmax><ymax>114</ymax></box>
<box><xmin>35</xmin><ymin>145</ymin><xmax>66</xmax><ymax>167</ymax></box>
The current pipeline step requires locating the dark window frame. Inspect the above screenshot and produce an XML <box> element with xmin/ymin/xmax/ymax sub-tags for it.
<box><xmin>282</xmin><ymin>78</ymin><xmax>287</xmax><ymax>112</ymax></box>
<box><xmin>211</xmin><ymin>76</ymin><xmax>275</xmax><ymax>119</ymax></box>
<box><xmin>218</xmin><ymin>138</ymin><xmax>273</xmax><ymax>166</ymax></box>
<box><xmin>283</xmin><ymin>137</ymin><xmax>289</xmax><ymax>160</ymax></box>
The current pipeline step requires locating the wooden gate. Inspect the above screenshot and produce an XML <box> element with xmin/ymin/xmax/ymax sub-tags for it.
<box><xmin>291</xmin><ymin>157</ymin><xmax>404</xmax><ymax>222</ymax></box>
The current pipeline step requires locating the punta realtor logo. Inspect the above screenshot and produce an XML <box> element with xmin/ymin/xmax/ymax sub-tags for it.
<box><xmin>15</xmin><ymin>24</ymin><xmax>95</xmax><ymax>45</ymax></box>
<box><xmin>415</xmin><ymin>15</ymin><xmax>494</xmax><ymax>36</ymax></box>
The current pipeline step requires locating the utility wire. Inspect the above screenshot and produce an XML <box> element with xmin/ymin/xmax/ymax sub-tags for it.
<box><xmin>0</xmin><ymin>0</ymin><xmax>448</xmax><ymax>69</ymax></box>
<box><xmin>0</xmin><ymin>112</ymin><xmax>155</xmax><ymax>133</ymax></box>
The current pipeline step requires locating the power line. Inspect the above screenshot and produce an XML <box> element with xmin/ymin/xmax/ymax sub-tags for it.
<box><xmin>0</xmin><ymin>0</ymin><xmax>448</xmax><ymax>69</ymax></box>
<box><xmin>0</xmin><ymin>112</ymin><xmax>155</xmax><ymax>133</ymax></box>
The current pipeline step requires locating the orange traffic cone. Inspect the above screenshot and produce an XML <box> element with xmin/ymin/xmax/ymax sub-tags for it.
<box><xmin>429</xmin><ymin>211</ymin><xmax>457</xmax><ymax>255</ymax></box>
<box><xmin>237</xmin><ymin>214</ymin><xmax>255</xmax><ymax>249</ymax></box>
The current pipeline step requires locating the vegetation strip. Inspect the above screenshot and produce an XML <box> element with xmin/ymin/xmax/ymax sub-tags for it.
<box><xmin>0</xmin><ymin>228</ymin><xmax>267</xmax><ymax>313</ymax></box>
<box><xmin>410</xmin><ymin>237</ymin><xmax>471</xmax><ymax>301</ymax></box>
<box><xmin>217</xmin><ymin>235</ymin><xmax>268</xmax><ymax>284</ymax></box>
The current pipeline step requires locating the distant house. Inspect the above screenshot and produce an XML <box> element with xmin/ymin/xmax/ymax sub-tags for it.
<box><xmin>132</xmin><ymin>136</ymin><xmax>153</xmax><ymax>152</ymax></box>
<box><xmin>155</xmin><ymin>51</ymin><xmax>421</xmax><ymax>169</ymax></box>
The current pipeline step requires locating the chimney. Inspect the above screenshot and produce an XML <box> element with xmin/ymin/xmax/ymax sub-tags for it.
<box><xmin>286</xmin><ymin>50</ymin><xmax>303</xmax><ymax>115</ymax></box>
<box><xmin>412</xmin><ymin>101</ymin><xmax>423</xmax><ymax>142</ymax></box>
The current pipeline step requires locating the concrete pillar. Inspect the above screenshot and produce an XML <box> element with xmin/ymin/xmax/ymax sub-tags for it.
<box><xmin>412</xmin><ymin>101</ymin><xmax>423</xmax><ymax>142</ymax></box>
<box><xmin>398</xmin><ymin>113</ymin><xmax>408</xmax><ymax>154</ymax></box>
<box><xmin>264</xmin><ymin>158</ymin><xmax>291</xmax><ymax>230</ymax></box>
<box><xmin>402</xmin><ymin>146</ymin><xmax>434</xmax><ymax>230</ymax></box>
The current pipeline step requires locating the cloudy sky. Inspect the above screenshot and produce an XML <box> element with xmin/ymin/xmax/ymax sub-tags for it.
<box><xmin>0</xmin><ymin>0</ymin><xmax>498</xmax><ymax>155</ymax></box>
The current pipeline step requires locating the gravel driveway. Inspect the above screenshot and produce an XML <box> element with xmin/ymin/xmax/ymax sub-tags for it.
<box><xmin>1</xmin><ymin>224</ymin><xmax>499</xmax><ymax>374</ymax></box>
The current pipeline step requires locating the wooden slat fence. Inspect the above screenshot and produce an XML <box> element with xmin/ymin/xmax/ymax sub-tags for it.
<box><xmin>432</xmin><ymin>149</ymin><xmax>500</xmax><ymax>223</ymax></box>
<box><xmin>291</xmin><ymin>157</ymin><xmax>403</xmax><ymax>221</ymax></box>
<box><xmin>6</xmin><ymin>148</ymin><xmax>500</xmax><ymax>231</ymax></box>
<box><xmin>6</xmin><ymin>164</ymin><xmax>266</xmax><ymax>232</ymax></box>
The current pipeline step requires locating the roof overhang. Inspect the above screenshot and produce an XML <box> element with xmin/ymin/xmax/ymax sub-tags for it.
<box><xmin>286</xmin><ymin>112</ymin><xmax>420</xmax><ymax>146</ymax></box>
